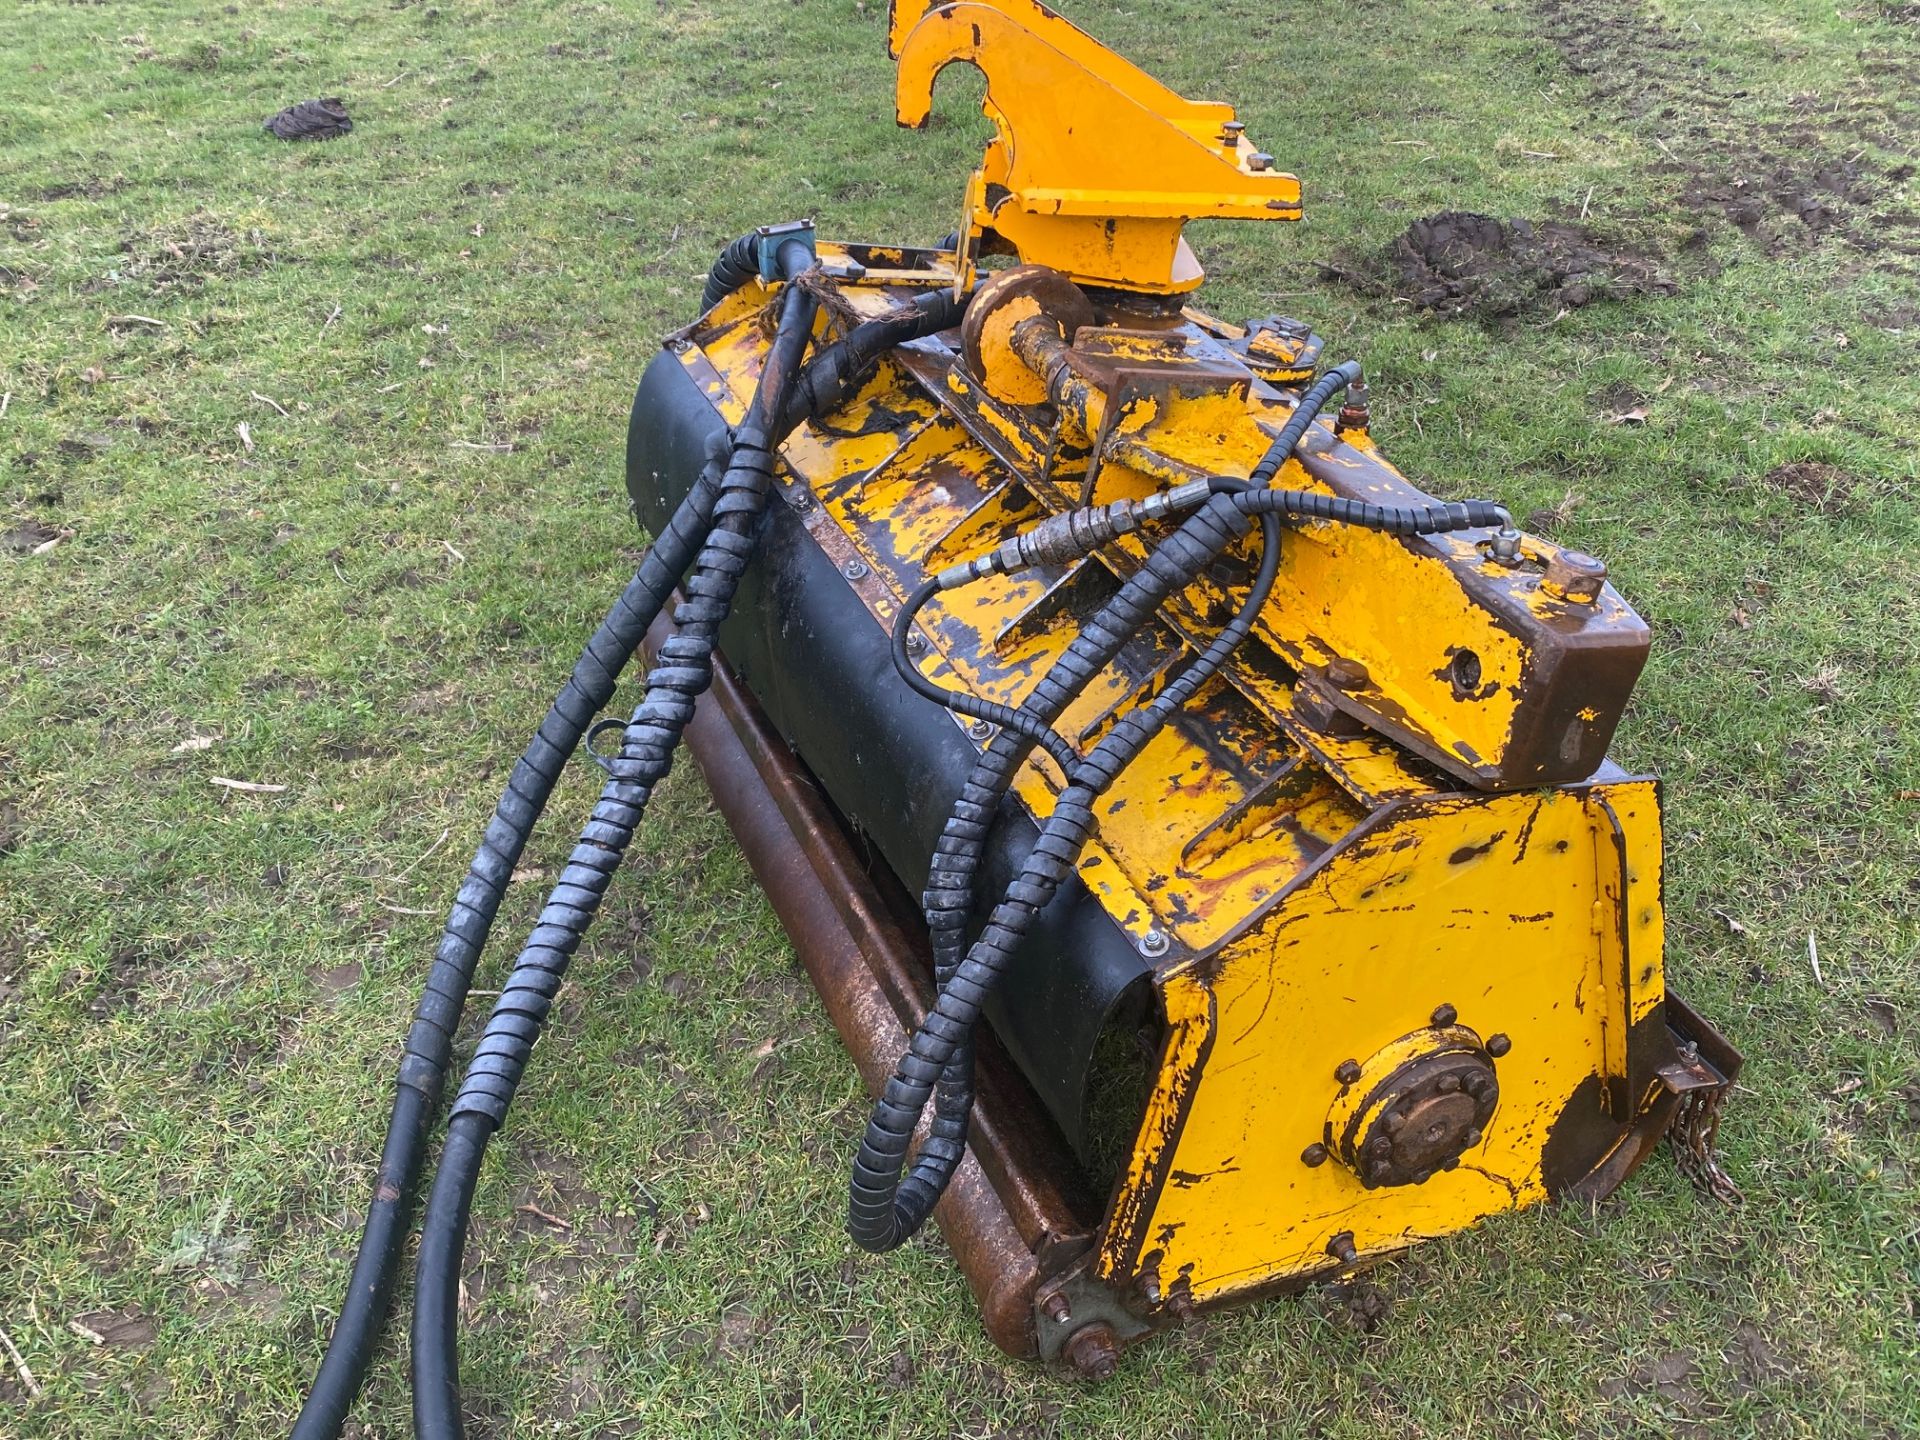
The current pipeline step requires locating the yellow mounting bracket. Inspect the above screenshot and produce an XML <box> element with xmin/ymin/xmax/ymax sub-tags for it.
<box><xmin>889</xmin><ymin>0</ymin><xmax>1302</xmax><ymax>294</ymax></box>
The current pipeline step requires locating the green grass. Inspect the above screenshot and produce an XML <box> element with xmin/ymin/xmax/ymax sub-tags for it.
<box><xmin>2</xmin><ymin>0</ymin><xmax>1916</xmax><ymax>1435</ymax></box>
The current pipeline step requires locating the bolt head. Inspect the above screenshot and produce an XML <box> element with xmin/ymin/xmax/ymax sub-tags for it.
<box><xmin>1412</xmin><ymin>1168</ymin><xmax>1432</xmax><ymax>1184</ymax></box>
<box><xmin>1248</xmin><ymin>151</ymin><xmax>1274</xmax><ymax>172</ymax></box>
<box><xmin>905</xmin><ymin>631</ymin><xmax>927</xmax><ymax>655</ymax></box>
<box><xmin>1335</xmin><ymin>1059</ymin><xmax>1363</xmax><ymax>1086</ymax></box>
<box><xmin>1436</xmin><ymin>1073</ymin><xmax>1461</xmax><ymax>1094</ymax></box>
<box><xmin>1486</xmin><ymin>1033</ymin><xmax>1511</xmax><ymax>1058</ymax></box>
<box><xmin>1325</xmin><ymin>656</ymin><xmax>1371</xmax><ymax>691</ymax></box>
<box><xmin>1301</xmin><ymin>1143</ymin><xmax>1328</xmax><ymax>1168</ymax></box>
<box><xmin>1462</xmin><ymin>1072</ymin><xmax>1490</xmax><ymax>1098</ymax></box>
<box><xmin>1431</xmin><ymin>1002</ymin><xmax>1458</xmax><ymax>1027</ymax></box>
<box><xmin>1464</xmin><ymin>1127</ymin><xmax>1483</xmax><ymax>1148</ymax></box>
<box><xmin>843</xmin><ymin>558</ymin><xmax>869</xmax><ymax>580</ymax></box>
<box><xmin>1137</xmin><ymin>928</ymin><xmax>1170</xmax><ymax>958</ymax></box>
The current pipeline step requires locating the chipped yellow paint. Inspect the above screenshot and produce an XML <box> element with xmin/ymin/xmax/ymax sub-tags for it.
<box><xmin>680</xmin><ymin>251</ymin><xmax>1672</xmax><ymax>1310</ymax></box>
<box><xmin>1098</xmin><ymin>781</ymin><xmax>1668</xmax><ymax>1302</ymax></box>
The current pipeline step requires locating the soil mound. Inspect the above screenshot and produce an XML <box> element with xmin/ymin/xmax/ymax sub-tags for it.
<box><xmin>1389</xmin><ymin>211</ymin><xmax>1673</xmax><ymax>318</ymax></box>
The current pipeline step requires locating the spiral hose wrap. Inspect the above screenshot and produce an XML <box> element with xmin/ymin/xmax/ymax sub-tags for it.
<box><xmin>856</xmin><ymin>359</ymin><xmax>1510</xmax><ymax>1252</ymax></box>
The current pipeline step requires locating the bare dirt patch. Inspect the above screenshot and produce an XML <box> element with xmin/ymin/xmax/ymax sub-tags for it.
<box><xmin>1535</xmin><ymin>0</ymin><xmax>1920</xmax><ymax>261</ymax></box>
<box><xmin>1760</xmin><ymin>461</ymin><xmax>1861</xmax><ymax>515</ymax></box>
<box><xmin>120</xmin><ymin>213</ymin><xmax>277</xmax><ymax>294</ymax></box>
<box><xmin>1383</xmin><ymin>211</ymin><xmax>1673</xmax><ymax>319</ymax></box>
<box><xmin>71</xmin><ymin>1307</ymin><xmax>158</xmax><ymax>1350</ymax></box>
<box><xmin>3</xmin><ymin>518</ymin><xmax>66</xmax><ymax>554</ymax></box>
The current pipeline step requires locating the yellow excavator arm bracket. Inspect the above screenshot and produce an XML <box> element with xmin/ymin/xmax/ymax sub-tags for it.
<box><xmin>889</xmin><ymin>0</ymin><xmax>1301</xmax><ymax>293</ymax></box>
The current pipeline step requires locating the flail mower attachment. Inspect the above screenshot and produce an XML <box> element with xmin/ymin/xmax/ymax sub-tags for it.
<box><xmin>291</xmin><ymin>1</ymin><xmax>1739</xmax><ymax>1430</ymax></box>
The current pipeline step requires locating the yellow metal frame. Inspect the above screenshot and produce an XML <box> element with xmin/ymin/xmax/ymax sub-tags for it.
<box><xmin>889</xmin><ymin>0</ymin><xmax>1301</xmax><ymax>292</ymax></box>
<box><xmin>674</xmin><ymin>251</ymin><xmax>1688</xmax><ymax>1305</ymax></box>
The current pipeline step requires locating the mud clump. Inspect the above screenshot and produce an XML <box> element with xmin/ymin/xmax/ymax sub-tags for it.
<box><xmin>1388</xmin><ymin>211</ymin><xmax>1674</xmax><ymax>319</ymax></box>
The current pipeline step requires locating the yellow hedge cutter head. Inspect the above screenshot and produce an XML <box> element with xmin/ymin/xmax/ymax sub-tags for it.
<box><xmin>292</xmin><ymin>4</ymin><xmax>1741</xmax><ymax>1427</ymax></box>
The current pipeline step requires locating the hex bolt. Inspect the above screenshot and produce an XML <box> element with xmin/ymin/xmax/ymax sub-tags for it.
<box><xmin>1366</xmin><ymin>1135</ymin><xmax>1392</xmax><ymax>1159</ymax></box>
<box><xmin>1219</xmin><ymin>120</ymin><xmax>1246</xmax><ymax>146</ymax></box>
<box><xmin>1541</xmin><ymin>549</ymin><xmax>1608</xmax><ymax>604</ymax></box>
<box><xmin>1064</xmin><ymin>1322</ymin><xmax>1121</xmax><ymax>1381</ymax></box>
<box><xmin>1248</xmin><ymin>151</ymin><xmax>1274</xmax><ymax>172</ymax></box>
<box><xmin>1325</xmin><ymin>1231</ymin><xmax>1359</xmax><ymax>1266</ymax></box>
<box><xmin>1431</xmin><ymin>1002</ymin><xmax>1458</xmax><ymax>1028</ymax></box>
<box><xmin>1442</xmin><ymin>1157</ymin><xmax>1460</xmax><ymax>1171</ymax></box>
<box><xmin>1436</xmin><ymin>1073</ymin><xmax>1461</xmax><ymax>1094</ymax></box>
<box><xmin>1382</xmin><ymin>1109</ymin><xmax>1407</xmax><ymax>1133</ymax></box>
<box><xmin>1335</xmin><ymin>1058</ymin><xmax>1363</xmax><ymax>1086</ymax></box>
<box><xmin>1324</xmin><ymin>656</ymin><xmax>1371</xmax><ymax>691</ymax></box>
<box><xmin>1412</xmin><ymin>1167</ymin><xmax>1432</xmax><ymax>1184</ymax></box>
<box><xmin>1301</xmin><ymin>1143</ymin><xmax>1329</xmax><ymax>1168</ymax></box>
<box><xmin>1137</xmin><ymin>1268</ymin><xmax>1162</xmax><ymax>1304</ymax></box>
<box><xmin>1462</xmin><ymin>1072</ymin><xmax>1491</xmax><ymax>1099</ymax></box>
<box><xmin>1168</xmin><ymin>1289</ymin><xmax>1197</xmax><ymax>1322</ymax></box>
<box><xmin>842</xmin><ymin>558</ymin><xmax>870</xmax><ymax>581</ymax></box>
<box><xmin>1137</xmin><ymin>928</ymin><xmax>1171</xmax><ymax>958</ymax></box>
<box><xmin>1040</xmin><ymin>1291</ymin><xmax>1072</xmax><ymax>1325</ymax></box>
<box><xmin>1464</xmin><ymin>1127</ymin><xmax>1483</xmax><ymax>1147</ymax></box>
<box><xmin>1486</xmin><ymin>1033</ymin><xmax>1512</xmax><ymax>1058</ymax></box>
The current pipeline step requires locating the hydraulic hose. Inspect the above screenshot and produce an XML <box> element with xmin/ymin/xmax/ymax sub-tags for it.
<box><xmin>873</xmin><ymin>368</ymin><xmax>1375</xmax><ymax>1232</ymax></box>
<box><xmin>856</xmin><ymin>355</ymin><xmax>1509</xmax><ymax>1248</ymax></box>
<box><xmin>290</xmin><ymin>228</ymin><xmax>937</xmax><ymax>1440</ymax></box>
<box><xmin>290</xmin><ymin>430</ymin><xmax>734</xmax><ymax>1440</ymax></box>
<box><xmin>850</xmin><ymin>494</ymin><xmax>1259</xmax><ymax>1251</ymax></box>
<box><xmin>410</xmin><ymin>243</ymin><xmax>823</xmax><ymax>1440</ymax></box>
<box><xmin>779</xmin><ymin>287</ymin><xmax>970</xmax><ymax>435</ymax></box>
<box><xmin>700</xmin><ymin>230</ymin><xmax>762</xmax><ymax>313</ymax></box>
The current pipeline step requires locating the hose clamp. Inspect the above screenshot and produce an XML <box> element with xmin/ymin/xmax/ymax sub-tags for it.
<box><xmin>756</xmin><ymin>219</ymin><xmax>816</xmax><ymax>282</ymax></box>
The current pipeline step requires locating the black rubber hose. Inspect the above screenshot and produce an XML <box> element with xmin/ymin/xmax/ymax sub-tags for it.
<box><xmin>779</xmin><ymin>287</ymin><xmax>969</xmax><ymax>435</ymax></box>
<box><xmin>700</xmin><ymin>230</ymin><xmax>762</xmax><ymax>313</ymax></box>
<box><xmin>890</xmin><ymin>578</ymin><xmax>1081</xmax><ymax>776</ymax></box>
<box><xmin>849</xmin><ymin>495</ymin><xmax>1255</xmax><ymax>1251</ymax></box>
<box><xmin>289</xmin><ymin>431</ymin><xmax>734</xmax><ymax>1440</ymax></box>
<box><xmin>886</xmin><ymin>371</ymin><xmax>1382</xmax><ymax>1217</ymax></box>
<box><xmin>1248</xmin><ymin>360</ymin><xmax>1363</xmax><ymax>486</ymax></box>
<box><xmin>410</xmin><ymin>244</ymin><xmax>822</xmax><ymax>1440</ymax></box>
<box><xmin>856</xmin><ymin>477</ymin><xmax>1509</xmax><ymax>1250</ymax></box>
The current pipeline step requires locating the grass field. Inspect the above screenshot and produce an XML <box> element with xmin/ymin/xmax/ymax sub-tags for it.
<box><xmin>3</xmin><ymin>0</ymin><xmax>1917</xmax><ymax>1436</ymax></box>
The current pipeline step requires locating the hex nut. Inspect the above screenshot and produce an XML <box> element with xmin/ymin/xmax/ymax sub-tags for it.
<box><xmin>1335</xmin><ymin>1058</ymin><xmax>1363</xmax><ymax>1086</ymax></box>
<box><xmin>1541</xmin><ymin>549</ymin><xmax>1607</xmax><ymax>603</ymax></box>
<box><xmin>1063</xmin><ymin>1323</ymin><xmax>1120</xmax><ymax>1381</ymax></box>
<box><xmin>1431</xmin><ymin>1002</ymin><xmax>1458</xmax><ymax>1027</ymax></box>
<box><xmin>1487</xmin><ymin>1033</ymin><xmax>1512</xmax><ymax>1058</ymax></box>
